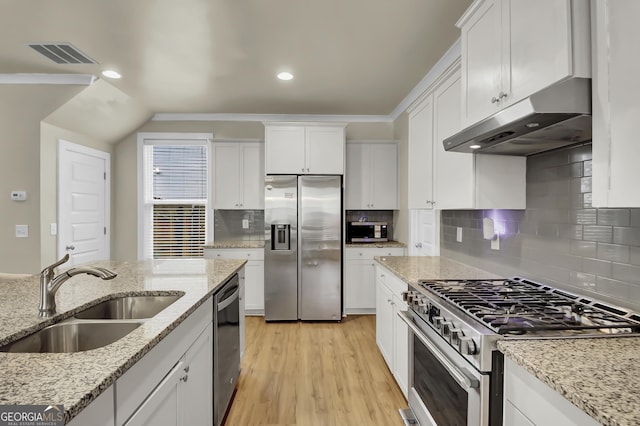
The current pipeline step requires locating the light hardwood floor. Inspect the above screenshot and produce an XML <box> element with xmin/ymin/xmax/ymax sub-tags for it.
<box><xmin>224</xmin><ymin>315</ymin><xmax>407</xmax><ymax>425</ymax></box>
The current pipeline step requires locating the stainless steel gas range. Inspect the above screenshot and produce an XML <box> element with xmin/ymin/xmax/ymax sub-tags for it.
<box><xmin>398</xmin><ymin>277</ymin><xmax>640</xmax><ymax>426</ymax></box>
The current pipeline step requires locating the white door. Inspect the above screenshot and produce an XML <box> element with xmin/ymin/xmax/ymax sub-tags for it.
<box><xmin>58</xmin><ymin>140</ymin><xmax>110</xmax><ymax>267</ymax></box>
<box><xmin>408</xmin><ymin>209</ymin><xmax>439</xmax><ymax>256</ymax></box>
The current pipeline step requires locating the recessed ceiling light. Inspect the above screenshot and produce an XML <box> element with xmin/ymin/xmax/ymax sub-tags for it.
<box><xmin>469</xmin><ymin>144</ymin><xmax>482</xmax><ymax>149</ymax></box>
<box><xmin>525</xmin><ymin>122</ymin><xmax>540</xmax><ymax>128</ymax></box>
<box><xmin>277</xmin><ymin>72</ymin><xmax>293</xmax><ymax>81</ymax></box>
<box><xmin>101</xmin><ymin>70</ymin><xmax>121</xmax><ymax>79</ymax></box>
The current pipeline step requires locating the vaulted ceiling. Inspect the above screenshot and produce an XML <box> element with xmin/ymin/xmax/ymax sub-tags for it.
<box><xmin>1</xmin><ymin>0</ymin><xmax>472</xmax><ymax>116</ymax></box>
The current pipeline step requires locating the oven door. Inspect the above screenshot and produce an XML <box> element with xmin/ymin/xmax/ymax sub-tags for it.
<box><xmin>398</xmin><ymin>311</ymin><xmax>491</xmax><ymax>426</ymax></box>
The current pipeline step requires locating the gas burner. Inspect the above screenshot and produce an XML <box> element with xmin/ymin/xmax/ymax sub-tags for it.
<box><xmin>418</xmin><ymin>277</ymin><xmax>640</xmax><ymax>336</ymax></box>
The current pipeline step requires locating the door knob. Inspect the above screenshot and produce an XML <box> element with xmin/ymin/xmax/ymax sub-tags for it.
<box><xmin>66</xmin><ymin>245</ymin><xmax>75</xmax><ymax>251</ymax></box>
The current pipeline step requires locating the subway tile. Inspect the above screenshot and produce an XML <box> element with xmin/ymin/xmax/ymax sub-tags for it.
<box><xmin>583</xmin><ymin>225</ymin><xmax>613</xmax><ymax>243</ymax></box>
<box><xmin>570</xmin><ymin>177</ymin><xmax>592</xmax><ymax>194</ymax></box>
<box><xmin>597</xmin><ymin>209</ymin><xmax>630</xmax><ymax>226</ymax></box>
<box><xmin>570</xmin><ymin>193</ymin><xmax>584</xmax><ymax>209</ymax></box>
<box><xmin>613</xmin><ymin>227</ymin><xmax>640</xmax><ymax>247</ymax></box>
<box><xmin>595</xmin><ymin>276</ymin><xmax>631</xmax><ymax>302</ymax></box>
<box><xmin>630</xmin><ymin>210</ymin><xmax>640</xmax><ymax>227</ymax></box>
<box><xmin>570</xmin><ymin>240</ymin><xmax>597</xmax><ymax>257</ymax></box>
<box><xmin>528</xmin><ymin>149</ymin><xmax>570</xmax><ymax>169</ymax></box>
<box><xmin>583</xmin><ymin>160</ymin><xmax>592</xmax><ymax>177</ymax></box>
<box><xmin>629</xmin><ymin>247</ymin><xmax>640</xmax><ymax>266</ymax></box>
<box><xmin>570</xmin><ymin>271</ymin><xmax>597</xmax><ymax>292</ymax></box>
<box><xmin>596</xmin><ymin>243</ymin><xmax>630</xmax><ymax>263</ymax></box>
<box><xmin>611</xmin><ymin>262</ymin><xmax>640</xmax><ymax>285</ymax></box>
<box><xmin>568</xmin><ymin>144</ymin><xmax>592</xmax><ymax>162</ymax></box>
<box><xmin>582</xmin><ymin>193</ymin><xmax>592</xmax><ymax>208</ymax></box>
<box><xmin>582</xmin><ymin>257</ymin><xmax>612</xmax><ymax>277</ymax></box>
<box><xmin>558</xmin><ymin>224</ymin><xmax>583</xmax><ymax>240</ymax></box>
<box><xmin>571</xmin><ymin>209</ymin><xmax>596</xmax><ymax>224</ymax></box>
<box><xmin>570</xmin><ymin>162</ymin><xmax>583</xmax><ymax>178</ymax></box>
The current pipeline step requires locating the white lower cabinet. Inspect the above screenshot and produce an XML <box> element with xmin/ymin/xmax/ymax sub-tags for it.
<box><xmin>116</xmin><ymin>295</ymin><xmax>214</xmax><ymax>425</ymax></box>
<box><xmin>503</xmin><ymin>357</ymin><xmax>599</xmax><ymax>426</ymax></box>
<box><xmin>375</xmin><ymin>263</ymin><xmax>409</xmax><ymax>398</ymax></box>
<box><xmin>345</xmin><ymin>247</ymin><xmax>405</xmax><ymax>314</ymax></box>
<box><xmin>204</xmin><ymin>248</ymin><xmax>264</xmax><ymax>314</ymax></box>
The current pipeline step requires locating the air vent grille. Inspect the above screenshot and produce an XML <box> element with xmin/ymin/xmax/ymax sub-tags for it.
<box><xmin>28</xmin><ymin>43</ymin><xmax>97</xmax><ymax>64</ymax></box>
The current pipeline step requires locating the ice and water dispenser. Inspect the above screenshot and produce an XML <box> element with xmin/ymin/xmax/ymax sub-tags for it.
<box><xmin>271</xmin><ymin>224</ymin><xmax>291</xmax><ymax>250</ymax></box>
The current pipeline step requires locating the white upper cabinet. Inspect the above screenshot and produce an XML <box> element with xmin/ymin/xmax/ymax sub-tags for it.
<box><xmin>264</xmin><ymin>123</ymin><xmax>345</xmax><ymax>174</ymax></box>
<box><xmin>458</xmin><ymin>0</ymin><xmax>591</xmax><ymax>128</ymax></box>
<box><xmin>592</xmin><ymin>0</ymin><xmax>640</xmax><ymax>207</ymax></box>
<box><xmin>213</xmin><ymin>142</ymin><xmax>264</xmax><ymax>209</ymax></box>
<box><xmin>408</xmin><ymin>64</ymin><xmax>525</xmax><ymax>210</ymax></box>
<box><xmin>345</xmin><ymin>142</ymin><xmax>398</xmax><ymax>210</ymax></box>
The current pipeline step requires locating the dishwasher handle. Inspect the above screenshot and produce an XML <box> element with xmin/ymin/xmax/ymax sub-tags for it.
<box><xmin>217</xmin><ymin>286</ymin><xmax>240</xmax><ymax>312</ymax></box>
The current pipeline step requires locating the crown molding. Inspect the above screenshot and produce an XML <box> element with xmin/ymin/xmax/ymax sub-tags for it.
<box><xmin>389</xmin><ymin>38</ymin><xmax>462</xmax><ymax>120</ymax></box>
<box><xmin>0</xmin><ymin>73</ymin><xmax>97</xmax><ymax>85</ymax></box>
<box><xmin>152</xmin><ymin>113</ymin><xmax>394</xmax><ymax>123</ymax></box>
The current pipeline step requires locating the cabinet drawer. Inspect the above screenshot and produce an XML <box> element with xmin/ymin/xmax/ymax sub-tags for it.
<box><xmin>203</xmin><ymin>248</ymin><xmax>264</xmax><ymax>261</ymax></box>
<box><xmin>345</xmin><ymin>247</ymin><xmax>404</xmax><ymax>260</ymax></box>
<box><xmin>375</xmin><ymin>264</ymin><xmax>408</xmax><ymax>297</ymax></box>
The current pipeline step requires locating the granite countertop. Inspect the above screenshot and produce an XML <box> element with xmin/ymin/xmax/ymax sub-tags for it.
<box><xmin>203</xmin><ymin>240</ymin><xmax>265</xmax><ymax>249</ymax></box>
<box><xmin>0</xmin><ymin>258</ymin><xmax>245</xmax><ymax>424</ymax></box>
<box><xmin>498</xmin><ymin>338</ymin><xmax>640</xmax><ymax>426</ymax></box>
<box><xmin>374</xmin><ymin>255</ymin><xmax>500</xmax><ymax>285</ymax></box>
<box><xmin>345</xmin><ymin>240</ymin><xmax>406</xmax><ymax>248</ymax></box>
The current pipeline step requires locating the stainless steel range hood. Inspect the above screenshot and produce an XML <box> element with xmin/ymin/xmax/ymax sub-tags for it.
<box><xmin>443</xmin><ymin>78</ymin><xmax>592</xmax><ymax>156</ymax></box>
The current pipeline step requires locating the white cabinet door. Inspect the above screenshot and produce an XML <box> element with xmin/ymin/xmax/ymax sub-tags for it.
<box><xmin>125</xmin><ymin>361</ymin><xmax>184</xmax><ymax>426</ymax></box>
<box><xmin>345</xmin><ymin>143</ymin><xmax>368</xmax><ymax>209</ymax></box>
<box><xmin>592</xmin><ymin>0</ymin><xmax>640</xmax><ymax>207</ymax></box>
<box><xmin>375</xmin><ymin>277</ymin><xmax>394</xmax><ymax>368</ymax></box>
<box><xmin>460</xmin><ymin>0</ymin><xmax>504</xmax><ymax>127</ymax></box>
<box><xmin>392</xmin><ymin>292</ymin><xmax>409</xmax><ymax>398</ymax></box>
<box><xmin>265</xmin><ymin>125</ymin><xmax>306</xmax><ymax>174</ymax></box>
<box><xmin>408</xmin><ymin>94</ymin><xmax>435</xmax><ymax>209</ymax></box>
<box><xmin>344</xmin><ymin>259</ymin><xmax>376</xmax><ymax>313</ymax></box>
<box><xmin>213</xmin><ymin>143</ymin><xmax>241</xmax><ymax>209</ymax></box>
<box><xmin>433</xmin><ymin>68</ymin><xmax>475</xmax><ymax>210</ymax></box>
<box><xmin>306</xmin><ymin>126</ymin><xmax>345</xmax><ymax>174</ymax></box>
<box><xmin>240</xmin><ymin>143</ymin><xmax>264</xmax><ymax>209</ymax></box>
<box><xmin>244</xmin><ymin>260</ymin><xmax>264</xmax><ymax>313</ymax></box>
<box><xmin>180</xmin><ymin>323</ymin><xmax>213</xmax><ymax>426</ymax></box>
<box><xmin>369</xmin><ymin>144</ymin><xmax>398</xmax><ymax>209</ymax></box>
<box><xmin>345</xmin><ymin>142</ymin><xmax>398</xmax><ymax>210</ymax></box>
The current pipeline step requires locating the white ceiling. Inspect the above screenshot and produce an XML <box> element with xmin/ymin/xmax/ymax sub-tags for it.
<box><xmin>1</xmin><ymin>0</ymin><xmax>472</xmax><ymax>116</ymax></box>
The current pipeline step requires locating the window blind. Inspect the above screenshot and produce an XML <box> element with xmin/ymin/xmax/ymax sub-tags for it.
<box><xmin>142</xmin><ymin>143</ymin><xmax>208</xmax><ymax>258</ymax></box>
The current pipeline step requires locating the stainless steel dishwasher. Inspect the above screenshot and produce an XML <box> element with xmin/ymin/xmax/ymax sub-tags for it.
<box><xmin>214</xmin><ymin>273</ymin><xmax>240</xmax><ymax>426</ymax></box>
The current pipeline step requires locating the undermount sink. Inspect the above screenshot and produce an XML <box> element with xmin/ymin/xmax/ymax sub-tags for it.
<box><xmin>74</xmin><ymin>294</ymin><xmax>183</xmax><ymax>320</ymax></box>
<box><xmin>0</xmin><ymin>321</ymin><xmax>143</xmax><ymax>353</ymax></box>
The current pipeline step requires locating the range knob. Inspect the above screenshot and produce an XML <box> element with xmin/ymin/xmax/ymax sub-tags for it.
<box><xmin>450</xmin><ymin>328</ymin><xmax>462</xmax><ymax>346</ymax></box>
<box><xmin>441</xmin><ymin>321</ymin><xmax>453</xmax><ymax>336</ymax></box>
<box><xmin>432</xmin><ymin>316</ymin><xmax>444</xmax><ymax>330</ymax></box>
<box><xmin>459</xmin><ymin>336</ymin><xmax>478</xmax><ymax>355</ymax></box>
<box><xmin>412</xmin><ymin>297</ymin><xmax>427</xmax><ymax>313</ymax></box>
<box><xmin>402</xmin><ymin>291</ymin><xmax>415</xmax><ymax>303</ymax></box>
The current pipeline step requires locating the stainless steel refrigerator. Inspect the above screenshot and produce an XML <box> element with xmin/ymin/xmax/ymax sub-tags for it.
<box><xmin>264</xmin><ymin>175</ymin><xmax>342</xmax><ymax>321</ymax></box>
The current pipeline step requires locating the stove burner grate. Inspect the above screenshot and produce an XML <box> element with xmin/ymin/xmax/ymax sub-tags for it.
<box><xmin>418</xmin><ymin>278</ymin><xmax>640</xmax><ymax>335</ymax></box>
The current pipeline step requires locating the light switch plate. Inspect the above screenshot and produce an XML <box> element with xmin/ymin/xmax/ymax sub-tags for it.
<box><xmin>50</xmin><ymin>223</ymin><xmax>58</xmax><ymax>236</ymax></box>
<box><xmin>242</xmin><ymin>219</ymin><xmax>249</xmax><ymax>229</ymax></box>
<box><xmin>456</xmin><ymin>227</ymin><xmax>463</xmax><ymax>242</ymax></box>
<box><xmin>15</xmin><ymin>224</ymin><xmax>28</xmax><ymax>238</ymax></box>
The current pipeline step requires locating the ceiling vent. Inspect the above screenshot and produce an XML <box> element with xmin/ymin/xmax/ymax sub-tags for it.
<box><xmin>28</xmin><ymin>43</ymin><xmax>97</xmax><ymax>64</ymax></box>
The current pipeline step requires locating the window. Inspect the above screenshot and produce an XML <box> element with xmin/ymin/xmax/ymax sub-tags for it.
<box><xmin>138</xmin><ymin>133</ymin><xmax>213</xmax><ymax>259</ymax></box>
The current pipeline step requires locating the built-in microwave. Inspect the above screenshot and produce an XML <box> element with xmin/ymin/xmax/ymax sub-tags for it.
<box><xmin>347</xmin><ymin>221</ymin><xmax>388</xmax><ymax>243</ymax></box>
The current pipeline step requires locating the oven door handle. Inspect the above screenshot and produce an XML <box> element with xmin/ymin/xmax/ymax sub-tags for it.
<box><xmin>398</xmin><ymin>310</ymin><xmax>480</xmax><ymax>390</ymax></box>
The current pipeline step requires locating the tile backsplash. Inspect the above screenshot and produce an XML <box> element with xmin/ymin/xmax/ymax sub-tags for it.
<box><xmin>441</xmin><ymin>143</ymin><xmax>640</xmax><ymax>311</ymax></box>
<box><xmin>214</xmin><ymin>210</ymin><xmax>264</xmax><ymax>242</ymax></box>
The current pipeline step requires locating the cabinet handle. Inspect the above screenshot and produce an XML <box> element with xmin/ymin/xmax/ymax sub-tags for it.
<box><xmin>301</xmin><ymin>168</ymin><xmax>305</xmax><ymax>172</ymax></box>
<box><xmin>180</xmin><ymin>375</ymin><xmax>189</xmax><ymax>383</ymax></box>
<box><xmin>499</xmin><ymin>91</ymin><xmax>508</xmax><ymax>100</ymax></box>
<box><xmin>184</xmin><ymin>366</ymin><xmax>190</xmax><ymax>373</ymax></box>
<box><xmin>491</xmin><ymin>96</ymin><xmax>499</xmax><ymax>104</ymax></box>
<box><xmin>359</xmin><ymin>253</ymin><xmax>363</xmax><ymax>256</ymax></box>
<box><xmin>307</xmin><ymin>168</ymin><xmax>310</xmax><ymax>172</ymax></box>
<box><xmin>387</xmin><ymin>299</ymin><xmax>392</xmax><ymax>303</ymax></box>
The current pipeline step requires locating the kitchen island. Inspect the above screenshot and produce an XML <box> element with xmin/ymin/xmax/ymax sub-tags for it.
<box><xmin>375</xmin><ymin>255</ymin><xmax>640</xmax><ymax>426</ymax></box>
<box><xmin>0</xmin><ymin>258</ymin><xmax>245</xmax><ymax>424</ymax></box>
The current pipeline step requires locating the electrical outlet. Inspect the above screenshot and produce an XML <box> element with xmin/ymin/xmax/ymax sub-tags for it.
<box><xmin>456</xmin><ymin>227</ymin><xmax>463</xmax><ymax>242</ymax></box>
<box><xmin>242</xmin><ymin>219</ymin><xmax>249</xmax><ymax>229</ymax></box>
<box><xmin>490</xmin><ymin>234</ymin><xmax>500</xmax><ymax>250</ymax></box>
<box><xmin>50</xmin><ymin>223</ymin><xmax>57</xmax><ymax>236</ymax></box>
<box><xmin>15</xmin><ymin>224</ymin><xmax>28</xmax><ymax>238</ymax></box>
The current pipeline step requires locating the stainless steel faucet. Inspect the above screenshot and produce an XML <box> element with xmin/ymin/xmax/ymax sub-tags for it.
<box><xmin>38</xmin><ymin>254</ymin><xmax>117</xmax><ymax>318</ymax></box>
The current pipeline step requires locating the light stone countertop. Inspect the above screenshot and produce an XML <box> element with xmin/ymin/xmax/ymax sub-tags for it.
<box><xmin>345</xmin><ymin>240</ymin><xmax>407</xmax><ymax>248</ymax></box>
<box><xmin>498</xmin><ymin>338</ymin><xmax>640</xmax><ymax>426</ymax></box>
<box><xmin>374</xmin><ymin>255</ymin><xmax>501</xmax><ymax>284</ymax></box>
<box><xmin>0</xmin><ymin>258</ymin><xmax>245</xmax><ymax>424</ymax></box>
<box><xmin>203</xmin><ymin>240</ymin><xmax>265</xmax><ymax>249</ymax></box>
<box><xmin>376</xmin><ymin>255</ymin><xmax>639</xmax><ymax>426</ymax></box>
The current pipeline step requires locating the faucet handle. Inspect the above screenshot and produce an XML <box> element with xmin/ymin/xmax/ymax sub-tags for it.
<box><xmin>41</xmin><ymin>254</ymin><xmax>70</xmax><ymax>275</ymax></box>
